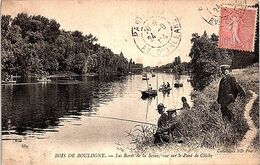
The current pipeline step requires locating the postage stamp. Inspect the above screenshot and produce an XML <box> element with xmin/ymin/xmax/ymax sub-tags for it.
<box><xmin>218</xmin><ymin>7</ymin><xmax>257</xmax><ymax>51</ymax></box>
<box><xmin>131</xmin><ymin>12</ymin><xmax>181</xmax><ymax>57</ymax></box>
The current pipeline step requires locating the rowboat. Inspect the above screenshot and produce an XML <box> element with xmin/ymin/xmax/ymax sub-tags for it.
<box><xmin>37</xmin><ymin>77</ymin><xmax>51</xmax><ymax>83</ymax></box>
<box><xmin>142</xmin><ymin>73</ymin><xmax>149</xmax><ymax>80</ymax></box>
<box><xmin>2</xmin><ymin>75</ymin><xmax>17</xmax><ymax>84</ymax></box>
<box><xmin>159</xmin><ymin>87</ymin><xmax>172</xmax><ymax>92</ymax></box>
<box><xmin>174</xmin><ymin>82</ymin><xmax>183</xmax><ymax>88</ymax></box>
<box><xmin>140</xmin><ymin>90</ymin><xmax>157</xmax><ymax>98</ymax></box>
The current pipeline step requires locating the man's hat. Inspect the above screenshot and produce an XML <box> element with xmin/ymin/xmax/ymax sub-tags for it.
<box><xmin>220</xmin><ymin>65</ymin><xmax>230</xmax><ymax>70</ymax></box>
<box><xmin>156</xmin><ymin>103</ymin><xmax>166</xmax><ymax>110</ymax></box>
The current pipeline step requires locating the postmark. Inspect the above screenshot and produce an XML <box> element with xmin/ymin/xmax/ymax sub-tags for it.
<box><xmin>218</xmin><ymin>7</ymin><xmax>257</xmax><ymax>51</ymax></box>
<box><xmin>131</xmin><ymin>12</ymin><xmax>181</xmax><ymax>57</ymax></box>
<box><xmin>198</xmin><ymin>0</ymin><xmax>248</xmax><ymax>26</ymax></box>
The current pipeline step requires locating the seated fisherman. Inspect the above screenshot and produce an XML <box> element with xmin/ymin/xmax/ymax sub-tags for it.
<box><xmin>148</xmin><ymin>84</ymin><xmax>153</xmax><ymax>91</ymax></box>
<box><xmin>166</xmin><ymin>108</ymin><xmax>185</xmax><ymax>143</ymax></box>
<box><xmin>154</xmin><ymin>103</ymin><xmax>171</xmax><ymax>144</ymax></box>
<box><xmin>181</xmin><ymin>97</ymin><xmax>190</xmax><ymax>110</ymax></box>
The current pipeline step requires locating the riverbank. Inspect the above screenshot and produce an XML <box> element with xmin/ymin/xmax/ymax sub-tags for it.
<box><xmin>237</xmin><ymin>66</ymin><xmax>259</xmax><ymax>150</ymax></box>
<box><xmin>127</xmin><ymin>65</ymin><xmax>259</xmax><ymax>153</ymax></box>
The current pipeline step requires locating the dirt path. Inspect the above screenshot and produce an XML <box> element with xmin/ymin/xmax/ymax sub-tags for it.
<box><xmin>239</xmin><ymin>90</ymin><xmax>258</xmax><ymax>149</ymax></box>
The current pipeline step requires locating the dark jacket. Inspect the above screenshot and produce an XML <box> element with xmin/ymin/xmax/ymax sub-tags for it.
<box><xmin>158</xmin><ymin>113</ymin><xmax>169</xmax><ymax>127</ymax></box>
<box><xmin>157</xmin><ymin>113</ymin><xmax>171</xmax><ymax>133</ymax></box>
<box><xmin>217</xmin><ymin>74</ymin><xmax>239</xmax><ymax>104</ymax></box>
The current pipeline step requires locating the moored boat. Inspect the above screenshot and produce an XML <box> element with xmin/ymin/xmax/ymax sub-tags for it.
<box><xmin>37</xmin><ymin>77</ymin><xmax>51</xmax><ymax>83</ymax></box>
<box><xmin>142</xmin><ymin>77</ymin><xmax>149</xmax><ymax>80</ymax></box>
<box><xmin>142</xmin><ymin>73</ymin><xmax>149</xmax><ymax>80</ymax></box>
<box><xmin>159</xmin><ymin>87</ymin><xmax>172</xmax><ymax>92</ymax></box>
<box><xmin>174</xmin><ymin>82</ymin><xmax>183</xmax><ymax>88</ymax></box>
<box><xmin>2</xmin><ymin>75</ymin><xmax>17</xmax><ymax>84</ymax></box>
<box><xmin>140</xmin><ymin>90</ymin><xmax>157</xmax><ymax>98</ymax></box>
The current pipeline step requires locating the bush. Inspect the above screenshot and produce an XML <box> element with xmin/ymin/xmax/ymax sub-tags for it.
<box><xmin>180</xmin><ymin>82</ymin><xmax>249</xmax><ymax>148</ymax></box>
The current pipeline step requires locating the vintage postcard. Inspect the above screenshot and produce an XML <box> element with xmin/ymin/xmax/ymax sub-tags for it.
<box><xmin>1</xmin><ymin>0</ymin><xmax>259</xmax><ymax>164</ymax></box>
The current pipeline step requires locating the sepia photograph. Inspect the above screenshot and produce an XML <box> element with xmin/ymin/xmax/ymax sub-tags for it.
<box><xmin>1</xmin><ymin>0</ymin><xmax>259</xmax><ymax>164</ymax></box>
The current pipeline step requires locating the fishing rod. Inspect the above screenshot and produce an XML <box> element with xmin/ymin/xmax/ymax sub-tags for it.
<box><xmin>145</xmin><ymin>98</ymin><xmax>149</xmax><ymax>122</ymax></box>
<box><xmin>88</xmin><ymin>115</ymin><xmax>156</xmax><ymax>126</ymax></box>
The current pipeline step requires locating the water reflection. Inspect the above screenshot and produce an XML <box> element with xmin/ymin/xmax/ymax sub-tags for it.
<box><xmin>2</xmin><ymin>74</ymin><xmax>192</xmax><ymax>141</ymax></box>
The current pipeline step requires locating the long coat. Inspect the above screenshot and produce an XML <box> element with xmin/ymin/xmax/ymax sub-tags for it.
<box><xmin>217</xmin><ymin>74</ymin><xmax>239</xmax><ymax>104</ymax></box>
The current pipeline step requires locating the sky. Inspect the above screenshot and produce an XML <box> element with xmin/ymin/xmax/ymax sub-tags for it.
<box><xmin>1</xmin><ymin>0</ymin><xmax>257</xmax><ymax>66</ymax></box>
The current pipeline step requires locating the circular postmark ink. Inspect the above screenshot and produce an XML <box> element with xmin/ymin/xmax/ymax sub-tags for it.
<box><xmin>198</xmin><ymin>0</ymin><xmax>247</xmax><ymax>26</ymax></box>
<box><xmin>131</xmin><ymin>12</ymin><xmax>181</xmax><ymax>57</ymax></box>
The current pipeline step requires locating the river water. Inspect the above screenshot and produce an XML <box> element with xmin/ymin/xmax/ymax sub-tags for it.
<box><xmin>2</xmin><ymin>73</ymin><xmax>193</xmax><ymax>156</ymax></box>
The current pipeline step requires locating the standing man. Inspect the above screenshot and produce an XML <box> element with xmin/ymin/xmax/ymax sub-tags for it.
<box><xmin>217</xmin><ymin>65</ymin><xmax>240</xmax><ymax>122</ymax></box>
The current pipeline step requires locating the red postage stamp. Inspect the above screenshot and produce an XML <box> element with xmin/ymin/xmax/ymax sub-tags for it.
<box><xmin>218</xmin><ymin>7</ymin><xmax>257</xmax><ymax>52</ymax></box>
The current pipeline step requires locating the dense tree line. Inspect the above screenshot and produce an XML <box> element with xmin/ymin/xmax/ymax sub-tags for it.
<box><xmin>1</xmin><ymin>13</ymin><xmax>129</xmax><ymax>81</ymax></box>
<box><xmin>128</xmin><ymin>58</ymin><xmax>143</xmax><ymax>74</ymax></box>
<box><xmin>156</xmin><ymin>56</ymin><xmax>190</xmax><ymax>74</ymax></box>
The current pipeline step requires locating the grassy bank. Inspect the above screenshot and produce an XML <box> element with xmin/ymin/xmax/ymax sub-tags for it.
<box><xmin>126</xmin><ymin>66</ymin><xmax>259</xmax><ymax>153</ymax></box>
<box><xmin>180</xmin><ymin>80</ymin><xmax>249</xmax><ymax>149</ymax></box>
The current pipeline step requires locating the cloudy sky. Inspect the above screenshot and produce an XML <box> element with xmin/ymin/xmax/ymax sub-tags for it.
<box><xmin>2</xmin><ymin>0</ymin><xmax>256</xmax><ymax>66</ymax></box>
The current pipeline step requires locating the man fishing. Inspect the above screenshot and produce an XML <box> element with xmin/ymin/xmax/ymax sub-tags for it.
<box><xmin>154</xmin><ymin>103</ymin><xmax>171</xmax><ymax>144</ymax></box>
<box><xmin>154</xmin><ymin>103</ymin><xmax>184</xmax><ymax>144</ymax></box>
<box><xmin>217</xmin><ymin>65</ymin><xmax>245</xmax><ymax>122</ymax></box>
<box><xmin>180</xmin><ymin>97</ymin><xmax>190</xmax><ymax>110</ymax></box>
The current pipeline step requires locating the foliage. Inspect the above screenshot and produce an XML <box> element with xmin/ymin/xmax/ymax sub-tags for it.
<box><xmin>182</xmin><ymin>83</ymin><xmax>249</xmax><ymax>148</ymax></box>
<box><xmin>1</xmin><ymin>13</ymin><xmax>129</xmax><ymax>80</ymax></box>
<box><xmin>156</xmin><ymin>56</ymin><xmax>190</xmax><ymax>74</ymax></box>
<box><xmin>189</xmin><ymin>32</ymin><xmax>233</xmax><ymax>90</ymax></box>
<box><xmin>126</xmin><ymin>125</ymin><xmax>156</xmax><ymax>152</ymax></box>
<box><xmin>129</xmin><ymin>58</ymin><xmax>143</xmax><ymax>74</ymax></box>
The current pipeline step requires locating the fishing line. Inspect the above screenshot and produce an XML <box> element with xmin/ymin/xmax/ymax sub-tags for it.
<box><xmin>88</xmin><ymin>115</ymin><xmax>156</xmax><ymax>126</ymax></box>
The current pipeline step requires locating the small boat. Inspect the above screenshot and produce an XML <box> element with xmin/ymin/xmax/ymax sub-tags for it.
<box><xmin>140</xmin><ymin>90</ymin><xmax>157</xmax><ymax>98</ymax></box>
<box><xmin>142</xmin><ymin>73</ymin><xmax>149</xmax><ymax>80</ymax></box>
<box><xmin>159</xmin><ymin>87</ymin><xmax>172</xmax><ymax>92</ymax></box>
<box><xmin>2</xmin><ymin>75</ymin><xmax>16</xmax><ymax>84</ymax></box>
<box><xmin>2</xmin><ymin>80</ymin><xmax>16</xmax><ymax>84</ymax></box>
<box><xmin>174</xmin><ymin>82</ymin><xmax>183</xmax><ymax>88</ymax></box>
<box><xmin>37</xmin><ymin>77</ymin><xmax>51</xmax><ymax>83</ymax></box>
<box><xmin>142</xmin><ymin>77</ymin><xmax>149</xmax><ymax>80</ymax></box>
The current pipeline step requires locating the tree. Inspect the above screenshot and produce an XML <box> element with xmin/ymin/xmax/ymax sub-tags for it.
<box><xmin>1</xmin><ymin>15</ymin><xmax>12</xmax><ymax>37</ymax></box>
<box><xmin>1</xmin><ymin>13</ymin><xmax>130</xmax><ymax>81</ymax></box>
<box><xmin>189</xmin><ymin>31</ymin><xmax>232</xmax><ymax>90</ymax></box>
<box><xmin>43</xmin><ymin>19</ymin><xmax>60</xmax><ymax>43</ymax></box>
